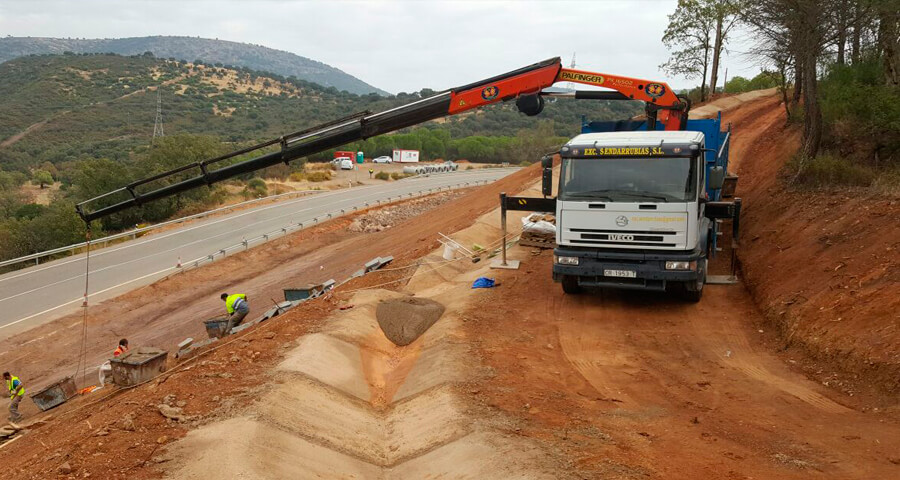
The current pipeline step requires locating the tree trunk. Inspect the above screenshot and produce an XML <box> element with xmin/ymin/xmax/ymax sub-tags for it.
<box><xmin>700</xmin><ymin>48</ymin><xmax>709</xmax><ymax>102</ymax></box>
<box><xmin>710</xmin><ymin>15</ymin><xmax>724</xmax><ymax>97</ymax></box>
<box><xmin>801</xmin><ymin>52</ymin><xmax>822</xmax><ymax>158</ymax></box>
<box><xmin>851</xmin><ymin>1</ymin><xmax>861</xmax><ymax>63</ymax></box>
<box><xmin>779</xmin><ymin>62</ymin><xmax>792</xmax><ymax>119</ymax></box>
<box><xmin>878</xmin><ymin>3</ymin><xmax>899</xmax><ymax>86</ymax></box>
<box><xmin>837</xmin><ymin>7</ymin><xmax>847</xmax><ymax>65</ymax></box>
<box><xmin>792</xmin><ymin>60</ymin><xmax>803</xmax><ymax>108</ymax></box>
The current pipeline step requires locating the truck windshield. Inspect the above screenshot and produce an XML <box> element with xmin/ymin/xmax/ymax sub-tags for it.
<box><xmin>559</xmin><ymin>156</ymin><xmax>696</xmax><ymax>202</ymax></box>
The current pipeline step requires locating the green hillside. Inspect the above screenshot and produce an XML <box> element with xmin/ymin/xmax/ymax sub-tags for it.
<box><xmin>0</xmin><ymin>53</ymin><xmax>642</xmax><ymax>264</ymax></box>
<box><xmin>0</xmin><ymin>36</ymin><xmax>388</xmax><ymax>95</ymax></box>
<box><xmin>0</xmin><ymin>53</ymin><xmax>641</xmax><ymax>171</ymax></box>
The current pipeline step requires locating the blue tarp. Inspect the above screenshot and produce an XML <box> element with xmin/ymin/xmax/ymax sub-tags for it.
<box><xmin>471</xmin><ymin>277</ymin><xmax>496</xmax><ymax>289</ymax></box>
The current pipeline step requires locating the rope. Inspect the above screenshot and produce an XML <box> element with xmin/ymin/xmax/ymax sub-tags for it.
<box><xmin>73</xmin><ymin>227</ymin><xmax>92</xmax><ymax>385</ymax></box>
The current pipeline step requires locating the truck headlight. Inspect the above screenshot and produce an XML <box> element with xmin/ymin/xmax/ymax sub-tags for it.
<box><xmin>665</xmin><ymin>261</ymin><xmax>695</xmax><ymax>270</ymax></box>
<box><xmin>555</xmin><ymin>255</ymin><xmax>579</xmax><ymax>265</ymax></box>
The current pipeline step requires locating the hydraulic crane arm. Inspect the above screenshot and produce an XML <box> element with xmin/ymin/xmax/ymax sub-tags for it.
<box><xmin>77</xmin><ymin>57</ymin><xmax>688</xmax><ymax>222</ymax></box>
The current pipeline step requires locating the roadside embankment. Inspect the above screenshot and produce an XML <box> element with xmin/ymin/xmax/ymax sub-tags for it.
<box><xmin>728</xmin><ymin>97</ymin><xmax>900</xmax><ymax>397</ymax></box>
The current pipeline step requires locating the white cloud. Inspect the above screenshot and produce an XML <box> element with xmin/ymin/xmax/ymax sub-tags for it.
<box><xmin>0</xmin><ymin>0</ymin><xmax>762</xmax><ymax>94</ymax></box>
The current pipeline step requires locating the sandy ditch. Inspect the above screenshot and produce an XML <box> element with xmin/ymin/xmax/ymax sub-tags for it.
<box><xmin>162</xmin><ymin>209</ymin><xmax>555</xmax><ymax>478</ymax></box>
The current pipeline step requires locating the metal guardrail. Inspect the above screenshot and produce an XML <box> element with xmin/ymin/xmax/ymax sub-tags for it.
<box><xmin>0</xmin><ymin>189</ymin><xmax>324</xmax><ymax>269</ymax></box>
<box><xmin>162</xmin><ymin>180</ymin><xmax>492</xmax><ymax>280</ymax></box>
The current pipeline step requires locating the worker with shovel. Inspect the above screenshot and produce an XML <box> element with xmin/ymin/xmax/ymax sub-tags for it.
<box><xmin>3</xmin><ymin>372</ymin><xmax>24</xmax><ymax>423</ymax></box>
<box><xmin>221</xmin><ymin>293</ymin><xmax>250</xmax><ymax>333</ymax></box>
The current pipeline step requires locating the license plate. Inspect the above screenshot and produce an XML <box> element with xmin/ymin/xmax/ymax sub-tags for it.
<box><xmin>604</xmin><ymin>269</ymin><xmax>636</xmax><ymax>278</ymax></box>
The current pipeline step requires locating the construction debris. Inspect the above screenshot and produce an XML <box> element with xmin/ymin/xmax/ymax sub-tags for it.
<box><xmin>158</xmin><ymin>404</ymin><xmax>187</xmax><ymax>423</ymax></box>
<box><xmin>376</xmin><ymin>297</ymin><xmax>445</xmax><ymax>346</ymax></box>
<box><xmin>519</xmin><ymin>213</ymin><xmax>556</xmax><ymax>249</ymax></box>
<box><xmin>0</xmin><ymin>423</ymin><xmax>21</xmax><ymax>447</ymax></box>
<box><xmin>348</xmin><ymin>192</ymin><xmax>464</xmax><ymax>233</ymax></box>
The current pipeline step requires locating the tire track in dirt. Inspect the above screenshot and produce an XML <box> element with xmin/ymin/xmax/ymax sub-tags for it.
<box><xmin>696</xmin><ymin>94</ymin><xmax>853</xmax><ymax>414</ymax></box>
<box><xmin>686</xmin><ymin>296</ymin><xmax>851</xmax><ymax>414</ymax></box>
<box><xmin>556</xmin><ymin>292</ymin><xmax>685</xmax><ymax>409</ymax></box>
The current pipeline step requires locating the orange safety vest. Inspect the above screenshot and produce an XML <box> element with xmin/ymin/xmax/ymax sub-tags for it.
<box><xmin>114</xmin><ymin>345</ymin><xmax>128</xmax><ymax>357</ymax></box>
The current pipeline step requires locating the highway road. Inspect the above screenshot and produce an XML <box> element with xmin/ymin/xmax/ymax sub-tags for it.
<box><xmin>0</xmin><ymin>169</ymin><xmax>515</xmax><ymax>338</ymax></box>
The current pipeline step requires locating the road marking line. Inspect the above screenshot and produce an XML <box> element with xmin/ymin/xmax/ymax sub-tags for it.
<box><xmin>0</xmin><ymin>265</ymin><xmax>177</xmax><ymax>331</ymax></box>
<box><xmin>0</xmin><ymin>170</ymin><xmax>500</xmax><ymax>283</ymax></box>
<box><xmin>0</xmin><ymin>171</ymin><xmax>510</xmax><ymax>324</ymax></box>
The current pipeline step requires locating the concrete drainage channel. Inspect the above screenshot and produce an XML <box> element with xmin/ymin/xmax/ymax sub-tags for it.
<box><xmin>163</xmin><ymin>237</ymin><xmax>555</xmax><ymax>478</ymax></box>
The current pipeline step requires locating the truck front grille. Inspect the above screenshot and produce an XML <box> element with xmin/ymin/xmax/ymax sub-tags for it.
<box><xmin>568</xmin><ymin>228</ymin><xmax>677</xmax><ymax>247</ymax></box>
<box><xmin>570</xmin><ymin>239</ymin><xmax>678</xmax><ymax>247</ymax></box>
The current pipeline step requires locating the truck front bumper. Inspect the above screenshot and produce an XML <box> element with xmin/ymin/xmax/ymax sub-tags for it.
<box><xmin>552</xmin><ymin>247</ymin><xmax>703</xmax><ymax>291</ymax></box>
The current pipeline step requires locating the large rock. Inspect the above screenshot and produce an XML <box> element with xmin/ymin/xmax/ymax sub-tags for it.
<box><xmin>376</xmin><ymin>298</ymin><xmax>445</xmax><ymax>346</ymax></box>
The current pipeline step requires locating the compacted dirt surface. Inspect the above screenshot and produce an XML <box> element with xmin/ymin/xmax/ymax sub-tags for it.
<box><xmin>465</xmin><ymin>252</ymin><xmax>900</xmax><ymax>479</ymax></box>
<box><xmin>1</xmin><ymin>92</ymin><xmax>898</xmax><ymax>479</ymax></box>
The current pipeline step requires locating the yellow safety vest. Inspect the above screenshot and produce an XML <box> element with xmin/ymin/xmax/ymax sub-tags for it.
<box><xmin>225</xmin><ymin>294</ymin><xmax>247</xmax><ymax>314</ymax></box>
<box><xmin>6</xmin><ymin>376</ymin><xmax>24</xmax><ymax>397</ymax></box>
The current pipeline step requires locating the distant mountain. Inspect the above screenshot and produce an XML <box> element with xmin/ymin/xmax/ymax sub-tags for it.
<box><xmin>0</xmin><ymin>36</ymin><xmax>388</xmax><ymax>96</ymax></box>
<box><xmin>0</xmin><ymin>53</ymin><xmax>640</xmax><ymax>173</ymax></box>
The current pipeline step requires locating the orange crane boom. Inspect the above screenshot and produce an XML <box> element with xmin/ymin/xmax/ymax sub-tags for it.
<box><xmin>78</xmin><ymin>57</ymin><xmax>688</xmax><ymax>221</ymax></box>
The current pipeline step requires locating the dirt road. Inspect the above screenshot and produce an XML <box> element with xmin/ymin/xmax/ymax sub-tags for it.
<box><xmin>466</xmin><ymin>251</ymin><xmax>900</xmax><ymax>479</ymax></box>
<box><xmin>456</xmin><ymin>94</ymin><xmax>900</xmax><ymax>479</ymax></box>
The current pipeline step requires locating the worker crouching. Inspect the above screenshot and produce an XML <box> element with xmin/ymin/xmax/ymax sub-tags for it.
<box><xmin>221</xmin><ymin>293</ymin><xmax>250</xmax><ymax>333</ymax></box>
<box><xmin>3</xmin><ymin>372</ymin><xmax>24</xmax><ymax>423</ymax></box>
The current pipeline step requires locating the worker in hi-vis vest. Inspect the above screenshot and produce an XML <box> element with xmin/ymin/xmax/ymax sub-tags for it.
<box><xmin>221</xmin><ymin>293</ymin><xmax>250</xmax><ymax>333</ymax></box>
<box><xmin>3</xmin><ymin>372</ymin><xmax>25</xmax><ymax>423</ymax></box>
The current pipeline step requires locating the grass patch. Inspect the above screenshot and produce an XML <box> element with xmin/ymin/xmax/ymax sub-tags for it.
<box><xmin>784</xmin><ymin>153</ymin><xmax>876</xmax><ymax>188</ymax></box>
<box><xmin>287</xmin><ymin>169</ymin><xmax>332</xmax><ymax>182</ymax></box>
<box><xmin>374</xmin><ymin>171</ymin><xmax>391</xmax><ymax>180</ymax></box>
<box><xmin>306</xmin><ymin>162</ymin><xmax>335</xmax><ymax>171</ymax></box>
<box><xmin>390</xmin><ymin>172</ymin><xmax>413</xmax><ymax>180</ymax></box>
<box><xmin>305</xmin><ymin>170</ymin><xmax>332</xmax><ymax>182</ymax></box>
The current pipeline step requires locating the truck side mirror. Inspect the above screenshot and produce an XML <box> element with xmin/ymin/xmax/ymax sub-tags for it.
<box><xmin>708</xmin><ymin>166</ymin><xmax>725</xmax><ymax>190</ymax></box>
<box><xmin>541</xmin><ymin>155</ymin><xmax>553</xmax><ymax>197</ymax></box>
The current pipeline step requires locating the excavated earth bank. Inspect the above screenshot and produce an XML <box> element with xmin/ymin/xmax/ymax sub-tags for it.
<box><xmin>162</xmin><ymin>208</ymin><xmax>560</xmax><ymax>479</ymax></box>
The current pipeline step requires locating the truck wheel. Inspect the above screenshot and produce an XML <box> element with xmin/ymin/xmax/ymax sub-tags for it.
<box><xmin>561</xmin><ymin>275</ymin><xmax>582</xmax><ymax>294</ymax></box>
<box><xmin>681</xmin><ymin>258</ymin><xmax>707</xmax><ymax>302</ymax></box>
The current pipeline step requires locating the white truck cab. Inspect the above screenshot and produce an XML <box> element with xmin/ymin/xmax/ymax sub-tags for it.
<box><xmin>552</xmin><ymin>130</ymin><xmax>714</xmax><ymax>301</ymax></box>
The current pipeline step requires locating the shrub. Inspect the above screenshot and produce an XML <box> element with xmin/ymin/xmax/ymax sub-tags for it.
<box><xmin>820</xmin><ymin>59</ymin><xmax>900</xmax><ymax>165</ymax></box>
<box><xmin>306</xmin><ymin>162</ymin><xmax>333</xmax><ymax>171</ymax></box>
<box><xmin>390</xmin><ymin>172</ymin><xmax>413</xmax><ymax>180</ymax></box>
<box><xmin>374</xmin><ymin>171</ymin><xmax>391</xmax><ymax>180</ymax></box>
<box><xmin>289</xmin><ymin>172</ymin><xmax>305</xmax><ymax>182</ymax></box>
<box><xmin>305</xmin><ymin>170</ymin><xmax>331</xmax><ymax>182</ymax></box>
<box><xmin>243</xmin><ymin>177</ymin><xmax>268</xmax><ymax>198</ymax></box>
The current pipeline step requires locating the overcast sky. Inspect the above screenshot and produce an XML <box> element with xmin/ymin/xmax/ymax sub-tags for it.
<box><xmin>0</xmin><ymin>0</ymin><xmax>763</xmax><ymax>94</ymax></box>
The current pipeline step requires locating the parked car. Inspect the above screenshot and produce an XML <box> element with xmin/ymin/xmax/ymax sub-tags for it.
<box><xmin>373</xmin><ymin>156</ymin><xmax>392</xmax><ymax>164</ymax></box>
<box><xmin>340</xmin><ymin>159</ymin><xmax>354</xmax><ymax>170</ymax></box>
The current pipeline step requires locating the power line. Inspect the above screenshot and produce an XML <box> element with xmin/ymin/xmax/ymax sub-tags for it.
<box><xmin>152</xmin><ymin>88</ymin><xmax>164</xmax><ymax>142</ymax></box>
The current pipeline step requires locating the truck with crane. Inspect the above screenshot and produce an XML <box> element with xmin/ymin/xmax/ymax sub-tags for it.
<box><xmin>545</xmin><ymin>115</ymin><xmax>737</xmax><ymax>301</ymax></box>
<box><xmin>76</xmin><ymin>57</ymin><xmax>740</xmax><ymax>301</ymax></box>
